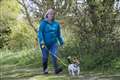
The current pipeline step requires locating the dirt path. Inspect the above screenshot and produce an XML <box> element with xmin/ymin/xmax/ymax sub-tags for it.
<box><xmin>0</xmin><ymin>65</ymin><xmax>120</xmax><ymax>80</ymax></box>
<box><xmin>30</xmin><ymin>72</ymin><xmax>120</xmax><ymax>80</ymax></box>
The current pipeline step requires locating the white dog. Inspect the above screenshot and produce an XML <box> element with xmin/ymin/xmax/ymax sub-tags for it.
<box><xmin>67</xmin><ymin>56</ymin><xmax>80</xmax><ymax>76</ymax></box>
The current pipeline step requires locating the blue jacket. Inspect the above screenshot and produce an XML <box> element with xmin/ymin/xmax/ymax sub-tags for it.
<box><xmin>38</xmin><ymin>19</ymin><xmax>64</xmax><ymax>46</ymax></box>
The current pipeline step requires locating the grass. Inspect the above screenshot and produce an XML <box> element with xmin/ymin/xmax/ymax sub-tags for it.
<box><xmin>0</xmin><ymin>48</ymin><xmax>41</xmax><ymax>66</ymax></box>
<box><xmin>1</xmin><ymin>49</ymin><xmax>120</xmax><ymax>80</ymax></box>
<box><xmin>32</xmin><ymin>75</ymin><xmax>80</xmax><ymax>80</ymax></box>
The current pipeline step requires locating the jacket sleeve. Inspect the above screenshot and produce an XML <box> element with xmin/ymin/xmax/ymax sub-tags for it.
<box><xmin>38</xmin><ymin>21</ymin><xmax>45</xmax><ymax>45</ymax></box>
<box><xmin>57</xmin><ymin>23</ymin><xmax>64</xmax><ymax>45</ymax></box>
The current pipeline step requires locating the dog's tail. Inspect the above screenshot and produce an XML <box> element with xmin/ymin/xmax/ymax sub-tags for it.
<box><xmin>67</xmin><ymin>56</ymin><xmax>72</xmax><ymax>64</ymax></box>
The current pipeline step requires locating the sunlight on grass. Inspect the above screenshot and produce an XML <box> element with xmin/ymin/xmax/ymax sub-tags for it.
<box><xmin>31</xmin><ymin>75</ymin><xmax>71</xmax><ymax>80</ymax></box>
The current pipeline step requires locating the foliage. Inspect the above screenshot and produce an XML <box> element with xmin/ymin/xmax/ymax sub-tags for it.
<box><xmin>0</xmin><ymin>0</ymin><xmax>120</xmax><ymax>72</ymax></box>
<box><xmin>0</xmin><ymin>0</ymin><xmax>19</xmax><ymax>48</ymax></box>
<box><xmin>65</xmin><ymin>0</ymin><xmax>120</xmax><ymax>70</ymax></box>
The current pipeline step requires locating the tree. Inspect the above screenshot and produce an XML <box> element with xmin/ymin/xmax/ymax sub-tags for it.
<box><xmin>0</xmin><ymin>0</ymin><xmax>19</xmax><ymax>48</ymax></box>
<box><xmin>17</xmin><ymin>0</ymin><xmax>73</xmax><ymax>26</ymax></box>
<box><xmin>16</xmin><ymin>0</ymin><xmax>120</xmax><ymax>70</ymax></box>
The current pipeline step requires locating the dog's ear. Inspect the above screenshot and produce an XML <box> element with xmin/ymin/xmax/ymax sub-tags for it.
<box><xmin>75</xmin><ymin>56</ymin><xmax>80</xmax><ymax>61</ymax></box>
<box><xmin>67</xmin><ymin>56</ymin><xmax>71</xmax><ymax>59</ymax></box>
<box><xmin>67</xmin><ymin>56</ymin><xmax>72</xmax><ymax>64</ymax></box>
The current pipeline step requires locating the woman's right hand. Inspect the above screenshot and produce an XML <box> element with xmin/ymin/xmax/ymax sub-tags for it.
<box><xmin>40</xmin><ymin>43</ymin><xmax>46</xmax><ymax>48</ymax></box>
<box><xmin>41</xmin><ymin>44</ymin><xmax>45</xmax><ymax>48</ymax></box>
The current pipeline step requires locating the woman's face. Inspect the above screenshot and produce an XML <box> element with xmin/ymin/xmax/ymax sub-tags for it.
<box><xmin>47</xmin><ymin>11</ymin><xmax>55</xmax><ymax>21</ymax></box>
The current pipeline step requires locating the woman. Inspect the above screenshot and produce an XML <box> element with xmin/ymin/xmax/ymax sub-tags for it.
<box><xmin>38</xmin><ymin>8</ymin><xmax>64</xmax><ymax>74</ymax></box>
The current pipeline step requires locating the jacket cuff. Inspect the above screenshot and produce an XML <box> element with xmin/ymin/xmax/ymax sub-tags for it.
<box><xmin>40</xmin><ymin>41</ymin><xmax>44</xmax><ymax>45</ymax></box>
